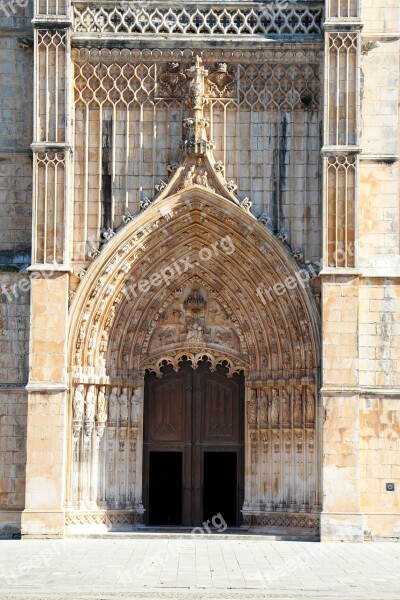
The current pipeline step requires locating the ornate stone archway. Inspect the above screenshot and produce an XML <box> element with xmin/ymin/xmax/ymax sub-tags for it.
<box><xmin>65</xmin><ymin>57</ymin><xmax>321</xmax><ymax>533</ymax></box>
<box><xmin>66</xmin><ymin>184</ymin><xmax>321</xmax><ymax>533</ymax></box>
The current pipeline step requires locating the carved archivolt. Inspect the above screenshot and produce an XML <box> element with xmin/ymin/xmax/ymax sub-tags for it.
<box><xmin>69</xmin><ymin>189</ymin><xmax>320</xmax><ymax>383</ymax></box>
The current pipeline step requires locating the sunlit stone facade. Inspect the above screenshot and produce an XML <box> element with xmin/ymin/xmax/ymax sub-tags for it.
<box><xmin>0</xmin><ymin>0</ymin><xmax>399</xmax><ymax>540</ymax></box>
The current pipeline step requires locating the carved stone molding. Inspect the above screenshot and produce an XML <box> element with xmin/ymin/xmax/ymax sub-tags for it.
<box><xmin>242</xmin><ymin>512</ymin><xmax>320</xmax><ymax>531</ymax></box>
<box><xmin>143</xmin><ymin>349</ymin><xmax>248</xmax><ymax>379</ymax></box>
<box><xmin>65</xmin><ymin>510</ymin><xmax>145</xmax><ymax>527</ymax></box>
<box><xmin>72</xmin><ymin>47</ymin><xmax>324</xmax><ymax>66</ymax></box>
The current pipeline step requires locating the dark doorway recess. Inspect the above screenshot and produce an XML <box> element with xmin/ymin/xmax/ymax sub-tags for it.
<box><xmin>143</xmin><ymin>358</ymin><xmax>244</xmax><ymax>526</ymax></box>
<box><xmin>149</xmin><ymin>451</ymin><xmax>182</xmax><ymax>525</ymax></box>
<box><xmin>203</xmin><ymin>452</ymin><xmax>237</xmax><ymax>526</ymax></box>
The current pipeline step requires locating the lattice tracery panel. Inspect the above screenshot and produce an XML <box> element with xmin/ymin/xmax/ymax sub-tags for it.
<box><xmin>37</xmin><ymin>29</ymin><xmax>67</xmax><ymax>144</ymax></box>
<box><xmin>239</xmin><ymin>63</ymin><xmax>319</xmax><ymax>111</ymax></box>
<box><xmin>326</xmin><ymin>155</ymin><xmax>356</xmax><ymax>268</ymax></box>
<box><xmin>74</xmin><ymin>56</ymin><xmax>320</xmax><ymax>111</ymax></box>
<box><xmin>327</xmin><ymin>0</ymin><xmax>359</xmax><ymax>19</ymax></box>
<box><xmin>74</xmin><ymin>62</ymin><xmax>156</xmax><ymax>108</ymax></box>
<box><xmin>72</xmin><ymin>2</ymin><xmax>323</xmax><ymax>37</ymax></box>
<box><xmin>34</xmin><ymin>150</ymin><xmax>66</xmax><ymax>264</ymax></box>
<box><xmin>327</xmin><ymin>32</ymin><xmax>358</xmax><ymax>146</ymax></box>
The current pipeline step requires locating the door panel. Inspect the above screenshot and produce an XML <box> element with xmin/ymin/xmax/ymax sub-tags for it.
<box><xmin>202</xmin><ymin>375</ymin><xmax>238</xmax><ymax>442</ymax></box>
<box><xmin>144</xmin><ymin>364</ymin><xmax>244</xmax><ymax>526</ymax></box>
<box><xmin>147</xmin><ymin>374</ymin><xmax>186</xmax><ymax>442</ymax></box>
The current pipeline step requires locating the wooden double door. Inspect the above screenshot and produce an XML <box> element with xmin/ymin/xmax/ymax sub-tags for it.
<box><xmin>143</xmin><ymin>361</ymin><xmax>244</xmax><ymax>526</ymax></box>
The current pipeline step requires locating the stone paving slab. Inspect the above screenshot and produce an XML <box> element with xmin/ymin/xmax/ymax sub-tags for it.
<box><xmin>0</xmin><ymin>539</ymin><xmax>399</xmax><ymax>599</ymax></box>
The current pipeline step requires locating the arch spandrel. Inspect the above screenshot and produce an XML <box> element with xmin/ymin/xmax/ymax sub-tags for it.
<box><xmin>68</xmin><ymin>188</ymin><xmax>320</xmax><ymax>384</ymax></box>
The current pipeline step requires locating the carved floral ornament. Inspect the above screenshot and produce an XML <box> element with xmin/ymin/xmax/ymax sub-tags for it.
<box><xmin>143</xmin><ymin>350</ymin><xmax>248</xmax><ymax>379</ymax></box>
<box><xmin>68</xmin><ymin>189</ymin><xmax>320</xmax><ymax>386</ymax></box>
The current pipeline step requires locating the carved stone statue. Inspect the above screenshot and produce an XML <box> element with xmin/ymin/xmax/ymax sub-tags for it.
<box><xmin>281</xmin><ymin>390</ymin><xmax>290</xmax><ymax>425</ymax></box>
<box><xmin>85</xmin><ymin>385</ymin><xmax>96</xmax><ymax>422</ymax></box>
<box><xmin>108</xmin><ymin>387</ymin><xmax>119</xmax><ymax>421</ymax></box>
<box><xmin>293</xmin><ymin>389</ymin><xmax>302</xmax><ymax>425</ymax></box>
<box><xmin>248</xmin><ymin>389</ymin><xmax>257</xmax><ymax>425</ymax></box>
<box><xmin>306</xmin><ymin>388</ymin><xmax>315</xmax><ymax>424</ymax></box>
<box><xmin>183</xmin><ymin>165</ymin><xmax>196</xmax><ymax>188</ymax></box>
<box><xmin>271</xmin><ymin>388</ymin><xmax>279</xmax><ymax>425</ymax></box>
<box><xmin>186</xmin><ymin>319</ymin><xmax>205</xmax><ymax>342</ymax></box>
<box><xmin>96</xmin><ymin>386</ymin><xmax>108</xmax><ymax>422</ymax></box>
<box><xmin>259</xmin><ymin>392</ymin><xmax>268</xmax><ymax>426</ymax></box>
<box><xmin>119</xmin><ymin>387</ymin><xmax>129</xmax><ymax>421</ymax></box>
<box><xmin>73</xmin><ymin>384</ymin><xmax>84</xmax><ymax>422</ymax></box>
<box><xmin>131</xmin><ymin>388</ymin><xmax>143</xmax><ymax>424</ymax></box>
<box><xmin>99</xmin><ymin>330</ymin><xmax>108</xmax><ymax>353</ymax></box>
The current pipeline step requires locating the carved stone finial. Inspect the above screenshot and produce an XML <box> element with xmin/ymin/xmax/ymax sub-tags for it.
<box><xmin>291</xmin><ymin>249</ymin><xmax>304</xmax><ymax>262</ymax></box>
<box><xmin>258</xmin><ymin>213</ymin><xmax>271</xmax><ymax>227</ymax></box>
<box><xmin>88</xmin><ymin>246</ymin><xmax>101</xmax><ymax>260</ymax></box>
<box><xmin>77</xmin><ymin>268</ymin><xmax>87</xmax><ymax>280</ymax></box>
<box><xmin>140</xmin><ymin>196</ymin><xmax>152</xmax><ymax>211</ymax></box>
<box><xmin>100</xmin><ymin>227</ymin><xmax>115</xmax><ymax>242</ymax></box>
<box><xmin>226</xmin><ymin>180</ymin><xmax>238</xmax><ymax>193</ymax></box>
<box><xmin>240</xmin><ymin>197</ymin><xmax>252</xmax><ymax>211</ymax></box>
<box><xmin>167</xmin><ymin>162</ymin><xmax>180</xmax><ymax>176</ymax></box>
<box><xmin>276</xmin><ymin>230</ymin><xmax>288</xmax><ymax>243</ymax></box>
<box><xmin>179</xmin><ymin>57</ymin><xmax>214</xmax><ymax>157</ymax></box>
<box><xmin>186</xmin><ymin>56</ymin><xmax>209</xmax><ymax>113</ymax></box>
<box><xmin>122</xmin><ymin>210</ymin><xmax>134</xmax><ymax>224</ymax></box>
<box><xmin>155</xmin><ymin>180</ymin><xmax>168</xmax><ymax>194</ymax></box>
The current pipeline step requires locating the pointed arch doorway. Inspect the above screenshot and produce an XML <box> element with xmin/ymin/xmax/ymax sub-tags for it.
<box><xmin>143</xmin><ymin>357</ymin><xmax>244</xmax><ymax>527</ymax></box>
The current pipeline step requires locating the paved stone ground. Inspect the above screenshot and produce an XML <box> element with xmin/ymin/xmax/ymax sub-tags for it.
<box><xmin>0</xmin><ymin>538</ymin><xmax>399</xmax><ymax>599</ymax></box>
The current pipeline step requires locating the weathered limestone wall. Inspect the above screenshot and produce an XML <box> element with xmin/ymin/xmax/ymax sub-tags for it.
<box><xmin>321</xmin><ymin>0</ymin><xmax>400</xmax><ymax>540</ymax></box>
<box><xmin>21</xmin><ymin>274</ymin><xmax>69</xmax><ymax>538</ymax></box>
<box><xmin>0</xmin><ymin>7</ymin><xmax>33</xmax><ymax>266</ymax></box>
<box><xmin>0</xmin><ymin>274</ymin><xmax>30</xmax><ymax>537</ymax></box>
<box><xmin>0</xmin><ymin>4</ymin><xmax>33</xmax><ymax>536</ymax></box>
<box><xmin>360</xmin><ymin>397</ymin><xmax>400</xmax><ymax>539</ymax></box>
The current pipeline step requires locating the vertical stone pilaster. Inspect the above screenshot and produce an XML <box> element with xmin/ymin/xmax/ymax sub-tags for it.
<box><xmin>21</xmin><ymin>273</ymin><xmax>69</xmax><ymax>537</ymax></box>
<box><xmin>31</xmin><ymin>3</ymin><xmax>72</xmax><ymax>268</ymax></box>
<box><xmin>22</xmin><ymin>0</ymin><xmax>72</xmax><ymax>538</ymax></box>
<box><xmin>320</xmin><ymin>0</ymin><xmax>363</xmax><ymax>541</ymax></box>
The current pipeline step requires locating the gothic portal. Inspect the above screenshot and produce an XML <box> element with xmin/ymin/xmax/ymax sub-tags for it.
<box><xmin>1</xmin><ymin>0</ymin><xmax>400</xmax><ymax>542</ymax></box>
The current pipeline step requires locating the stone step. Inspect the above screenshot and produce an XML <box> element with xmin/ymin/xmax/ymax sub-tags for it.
<box><xmin>66</xmin><ymin>527</ymin><xmax>320</xmax><ymax>542</ymax></box>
